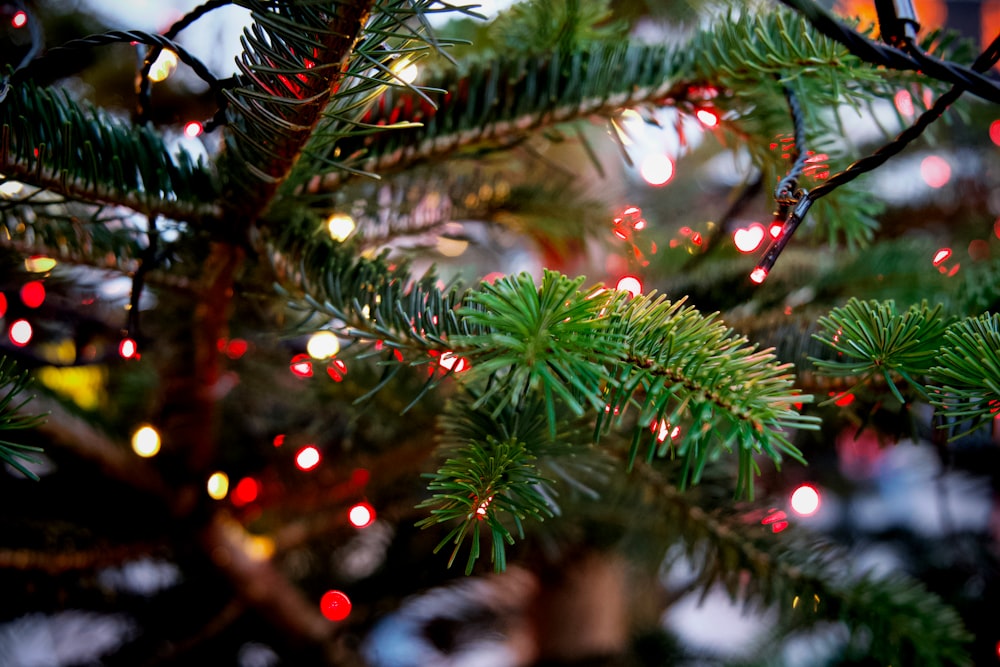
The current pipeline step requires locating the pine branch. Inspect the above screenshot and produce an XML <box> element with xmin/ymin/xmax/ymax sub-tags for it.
<box><xmin>927</xmin><ymin>313</ymin><xmax>1000</xmax><ymax>437</ymax></box>
<box><xmin>0</xmin><ymin>357</ymin><xmax>46</xmax><ymax>480</ymax></box>
<box><xmin>0</xmin><ymin>81</ymin><xmax>218</xmax><ymax>223</ymax></box>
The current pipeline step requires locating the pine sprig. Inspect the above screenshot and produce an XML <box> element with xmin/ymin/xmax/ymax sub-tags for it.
<box><xmin>927</xmin><ymin>313</ymin><xmax>1000</xmax><ymax>437</ymax></box>
<box><xmin>0</xmin><ymin>357</ymin><xmax>47</xmax><ymax>480</ymax></box>
<box><xmin>416</xmin><ymin>436</ymin><xmax>556</xmax><ymax>574</ymax></box>
<box><xmin>600</xmin><ymin>294</ymin><xmax>818</xmax><ymax>497</ymax></box>
<box><xmin>811</xmin><ymin>298</ymin><xmax>952</xmax><ymax>403</ymax></box>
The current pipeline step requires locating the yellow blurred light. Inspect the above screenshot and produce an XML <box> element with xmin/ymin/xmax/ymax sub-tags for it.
<box><xmin>132</xmin><ymin>425</ymin><xmax>161</xmax><ymax>458</ymax></box>
<box><xmin>207</xmin><ymin>471</ymin><xmax>230</xmax><ymax>500</ymax></box>
<box><xmin>35</xmin><ymin>364</ymin><xmax>105</xmax><ymax>411</ymax></box>
<box><xmin>326</xmin><ymin>213</ymin><xmax>356</xmax><ymax>242</ymax></box>
<box><xmin>245</xmin><ymin>534</ymin><xmax>276</xmax><ymax>560</ymax></box>
<box><xmin>436</xmin><ymin>236</ymin><xmax>468</xmax><ymax>257</ymax></box>
<box><xmin>148</xmin><ymin>49</ymin><xmax>178</xmax><ymax>83</ymax></box>
<box><xmin>25</xmin><ymin>256</ymin><xmax>56</xmax><ymax>273</ymax></box>
<box><xmin>0</xmin><ymin>180</ymin><xmax>24</xmax><ymax>197</ymax></box>
<box><xmin>307</xmin><ymin>330</ymin><xmax>340</xmax><ymax>360</ymax></box>
<box><xmin>391</xmin><ymin>58</ymin><xmax>419</xmax><ymax>85</ymax></box>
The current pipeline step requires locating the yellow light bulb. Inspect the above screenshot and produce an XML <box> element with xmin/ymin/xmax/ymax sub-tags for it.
<box><xmin>307</xmin><ymin>331</ymin><xmax>340</xmax><ymax>360</ymax></box>
<box><xmin>326</xmin><ymin>214</ymin><xmax>355</xmax><ymax>242</ymax></box>
<box><xmin>391</xmin><ymin>58</ymin><xmax>419</xmax><ymax>85</ymax></box>
<box><xmin>132</xmin><ymin>425</ymin><xmax>161</xmax><ymax>458</ymax></box>
<box><xmin>148</xmin><ymin>49</ymin><xmax>178</xmax><ymax>83</ymax></box>
<box><xmin>207</xmin><ymin>472</ymin><xmax>229</xmax><ymax>500</ymax></box>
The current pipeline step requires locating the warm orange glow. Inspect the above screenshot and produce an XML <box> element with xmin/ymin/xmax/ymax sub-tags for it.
<box><xmin>132</xmin><ymin>425</ymin><xmax>161</xmax><ymax>458</ymax></box>
<box><xmin>348</xmin><ymin>502</ymin><xmax>375</xmax><ymax>528</ymax></box>
<box><xmin>295</xmin><ymin>446</ymin><xmax>321</xmax><ymax>471</ymax></box>
<box><xmin>307</xmin><ymin>331</ymin><xmax>340</xmax><ymax>360</ymax></box>
<box><xmin>207</xmin><ymin>472</ymin><xmax>229</xmax><ymax>500</ymax></box>
<box><xmin>834</xmin><ymin>0</ymin><xmax>946</xmax><ymax>30</ymax></box>
<box><xmin>320</xmin><ymin>590</ymin><xmax>352</xmax><ymax>621</ymax></box>
<box><xmin>790</xmin><ymin>484</ymin><xmax>821</xmax><ymax>516</ymax></box>
<box><xmin>148</xmin><ymin>49</ymin><xmax>178</xmax><ymax>83</ymax></box>
<box><xmin>733</xmin><ymin>223</ymin><xmax>766</xmax><ymax>253</ymax></box>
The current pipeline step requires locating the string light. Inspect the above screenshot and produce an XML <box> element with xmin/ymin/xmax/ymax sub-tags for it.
<box><xmin>0</xmin><ymin>293</ymin><xmax>7</xmax><ymax>317</ymax></box>
<box><xmin>207</xmin><ymin>472</ymin><xmax>230</xmax><ymax>500</ymax></box>
<box><xmin>327</xmin><ymin>358</ymin><xmax>348</xmax><ymax>382</ymax></box>
<box><xmin>131</xmin><ymin>425</ymin><xmax>161</xmax><ymax>458</ymax></box>
<box><xmin>319</xmin><ymin>590</ymin><xmax>352</xmax><ymax>621</ymax></box>
<box><xmin>391</xmin><ymin>58</ymin><xmax>419</xmax><ymax>84</ymax></box>
<box><xmin>639</xmin><ymin>154</ymin><xmax>674</xmax><ymax>186</ymax></box>
<box><xmin>20</xmin><ymin>281</ymin><xmax>45</xmax><ymax>308</ymax></box>
<box><xmin>11</xmin><ymin>11</ymin><xmax>27</xmax><ymax>28</ymax></box>
<box><xmin>990</xmin><ymin>120</ymin><xmax>1000</xmax><ymax>146</ymax></box>
<box><xmin>9</xmin><ymin>319</ymin><xmax>32</xmax><ymax>346</ymax></box>
<box><xmin>295</xmin><ymin>445</ymin><xmax>321</xmax><ymax>471</ymax></box>
<box><xmin>932</xmin><ymin>247</ymin><xmax>952</xmax><ymax>266</ymax></box>
<box><xmin>148</xmin><ymin>49</ymin><xmax>178</xmax><ymax>83</ymax></box>
<box><xmin>24</xmin><ymin>256</ymin><xmax>56</xmax><ymax>273</ymax></box>
<box><xmin>183</xmin><ymin>121</ymin><xmax>203</xmax><ymax>138</ymax></box>
<box><xmin>119</xmin><ymin>338</ymin><xmax>138</xmax><ymax>359</ymax></box>
<box><xmin>290</xmin><ymin>353</ymin><xmax>313</xmax><ymax>378</ymax></box>
<box><xmin>733</xmin><ymin>223</ymin><xmax>766</xmax><ymax>253</ymax></box>
<box><xmin>232</xmin><ymin>477</ymin><xmax>260</xmax><ymax>506</ymax></box>
<box><xmin>894</xmin><ymin>89</ymin><xmax>915</xmax><ymax>116</ymax></box>
<box><xmin>920</xmin><ymin>155</ymin><xmax>951</xmax><ymax>188</ymax></box>
<box><xmin>348</xmin><ymin>502</ymin><xmax>375</xmax><ymax>528</ymax></box>
<box><xmin>307</xmin><ymin>331</ymin><xmax>340</xmax><ymax>360</ymax></box>
<box><xmin>695</xmin><ymin>108</ymin><xmax>720</xmax><ymax>127</ymax></box>
<box><xmin>326</xmin><ymin>213</ymin><xmax>355</xmax><ymax>242</ymax></box>
<box><xmin>749</xmin><ymin>267</ymin><xmax>768</xmax><ymax>284</ymax></box>
<box><xmin>615</xmin><ymin>275</ymin><xmax>642</xmax><ymax>297</ymax></box>
<box><xmin>761</xmin><ymin>508</ymin><xmax>789</xmax><ymax>533</ymax></box>
<box><xmin>790</xmin><ymin>483</ymin><xmax>821</xmax><ymax>516</ymax></box>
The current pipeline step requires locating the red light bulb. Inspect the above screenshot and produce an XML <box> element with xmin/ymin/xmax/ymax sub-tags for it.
<box><xmin>320</xmin><ymin>590</ymin><xmax>352</xmax><ymax>621</ymax></box>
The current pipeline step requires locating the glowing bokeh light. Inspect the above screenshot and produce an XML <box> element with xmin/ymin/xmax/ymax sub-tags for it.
<box><xmin>894</xmin><ymin>89</ymin><xmax>914</xmax><ymax>116</ymax></box>
<box><xmin>968</xmin><ymin>239</ymin><xmax>990</xmax><ymax>261</ymax></box>
<box><xmin>183</xmin><ymin>121</ymin><xmax>203</xmax><ymax>138</ymax></box>
<box><xmin>391</xmin><ymin>58</ymin><xmax>419</xmax><ymax>84</ymax></box>
<box><xmin>0</xmin><ymin>293</ymin><xmax>7</xmax><ymax>317</ymax></box>
<box><xmin>348</xmin><ymin>502</ymin><xmax>375</xmax><ymax>528</ymax></box>
<box><xmin>320</xmin><ymin>590</ymin><xmax>352</xmax><ymax>621</ymax></box>
<box><xmin>438</xmin><ymin>351</ymin><xmax>470</xmax><ymax>373</ymax></box>
<box><xmin>651</xmin><ymin>419</ymin><xmax>680</xmax><ymax>443</ymax></box>
<box><xmin>224</xmin><ymin>338</ymin><xmax>248</xmax><ymax>359</ymax></box>
<box><xmin>290</xmin><ymin>353</ymin><xmax>313</xmax><ymax>378</ymax></box>
<box><xmin>207</xmin><ymin>472</ymin><xmax>230</xmax><ymax>500</ymax></box>
<box><xmin>932</xmin><ymin>247</ymin><xmax>952</xmax><ymax>266</ymax></box>
<box><xmin>326</xmin><ymin>213</ymin><xmax>356</xmax><ymax>242</ymax></box>
<box><xmin>327</xmin><ymin>358</ymin><xmax>348</xmax><ymax>382</ymax></box>
<box><xmin>132</xmin><ymin>425</ymin><xmax>161</xmax><ymax>458</ymax></box>
<box><xmin>295</xmin><ymin>445</ymin><xmax>321</xmax><ymax>471</ymax></box>
<box><xmin>307</xmin><ymin>331</ymin><xmax>340</xmax><ymax>360</ymax></box>
<box><xmin>733</xmin><ymin>223</ymin><xmax>766</xmax><ymax>253</ymax></box>
<box><xmin>615</xmin><ymin>275</ymin><xmax>642</xmax><ymax>297</ymax></box>
<box><xmin>790</xmin><ymin>484</ymin><xmax>821</xmax><ymax>517</ymax></box>
<box><xmin>991</xmin><ymin>120</ymin><xmax>1000</xmax><ymax>146</ymax></box>
<box><xmin>695</xmin><ymin>108</ymin><xmax>720</xmax><ymax>127</ymax></box>
<box><xmin>11</xmin><ymin>11</ymin><xmax>27</xmax><ymax>28</ymax></box>
<box><xmin>9</xmin><ymin>319</ymin><xmax>32</xmax><ymax>346</ymax></box>
<box><xmin>273</xmin><ymin>434</ymin><xmax>286</xmax><ymax>447</ymax></box>
<box><xmin>749</xmin><ymin>267</ymin><xmax>768</xmax><ymax>284</ymax></box>
<box><xmin>436</xmin><ymin>236</ymin><xmax>469</xmax><ymax>257</ymax></box>
<box><xmin>769</xmin><ymin>222</ymin><xmax>784</xmax><ymax>238</ymax></box>
<box><xmin>25</xmin><ymin>256</ymin><xmax>56</xmax><ymax>273</ymax></box>
<box><xmin>20</xmin><ymin>281</ymin><xmax>45</xmax><ymax>308</ymax></box>
<box><xmin>920</xmin><ymin>155</ymin><xmax>951</xmax><ymax>188</ymax></box>
<box><xmin>119</xmin><ymin>338</ymin><xmax>138</xmax><ymax>359</ymax></box>
<box><xmin>148</xmin><ymin>49</ymin><xmax>178</xmax><ymax>83</ymax></box>
<box><xmin>639</xmin><ymin>154</ymin><xmax>674</xmax><ymax>186</ymax></box>
<box><xmin>761</xmin><ymin>508</ymin><xmax>789</xmax><ymax>533</ymax></box>
<box><xmin>232</xmin><ymin>476</ymin><xmax>260</xmax><ymax>506</ymax></box>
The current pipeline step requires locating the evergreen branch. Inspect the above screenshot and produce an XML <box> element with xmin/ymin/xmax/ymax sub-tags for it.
<box><xmin>417</xmin><ymin>436</ymin><xmax>556</xmax><ymax>574</ymax></box>
<box><xmin>0</xmin><ymin>357</ymin><xmax>46</xmax><ymax>480</ymax></box>
<box><xmin>811</xmin><ymin>298</ymin><xmax>952</xmax><ymax>403</ymax></box>
<box><xmin>633</xmin><ymin>461</ymin><xmax>972</xmax><ymax>667</ymax></box>
<box><xmin>0</xmin><ymin>81</ymin><xmax>219</xmax><ymax>222</ymax></box>
<box><xmin>927</xmin><ymin>313</ymin><xmax>1000</xmax><ymax>437</ymax></box>
<box><xmin>601</xmin><ymin>294</ymin><xmax>819</xmax><ymax>498</ymax></box>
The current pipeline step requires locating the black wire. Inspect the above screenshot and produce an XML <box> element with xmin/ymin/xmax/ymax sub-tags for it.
<box><xmin>137</xmin><ymin>0</ymin><xmax>234</xmax><ymax>125</ymax></box>
<box><xmin>778</xmin><ymin>0</ymin><xmax>1000</xmax><ymax>105</ymax></box>
<box><xmin>774</xmin><ymin>82</ymin><xmax>809</xmax><ymax>205</ymax></box>
<box><xmin>0</xmin><ymin>1</ymin><xmax>44</xmax><ymax>102</ymax></box>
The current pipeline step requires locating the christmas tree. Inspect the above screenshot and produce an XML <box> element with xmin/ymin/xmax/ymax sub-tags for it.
<box><xmin>0</xmin><ymin>0</ymin><xmax>998</xmax><ymax>664</ymax></box>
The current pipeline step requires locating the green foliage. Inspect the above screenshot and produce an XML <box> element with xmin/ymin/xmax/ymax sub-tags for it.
<box><xmin>490</xmin><ymin>0</ymin><xmax>627</xmax><ymax>54</ymax></box>
<box><xmin>417</xmin><ymin>435</ymin><xmax>556</xmax><ymax>573</ymax></box>
<box><xmin>927</xmin><ymin>313</ymin><xmax>1000</xmax><ymax>437</ymax></box>
<box><xmin>0</xmin><ymin>357</ymin><xmax>47</xmax><ymax>480</ymax></box>
<box><xmin>812</xmin><ymin>298</ymin><xmax>952</xmax><ymax>403</ymax></box>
